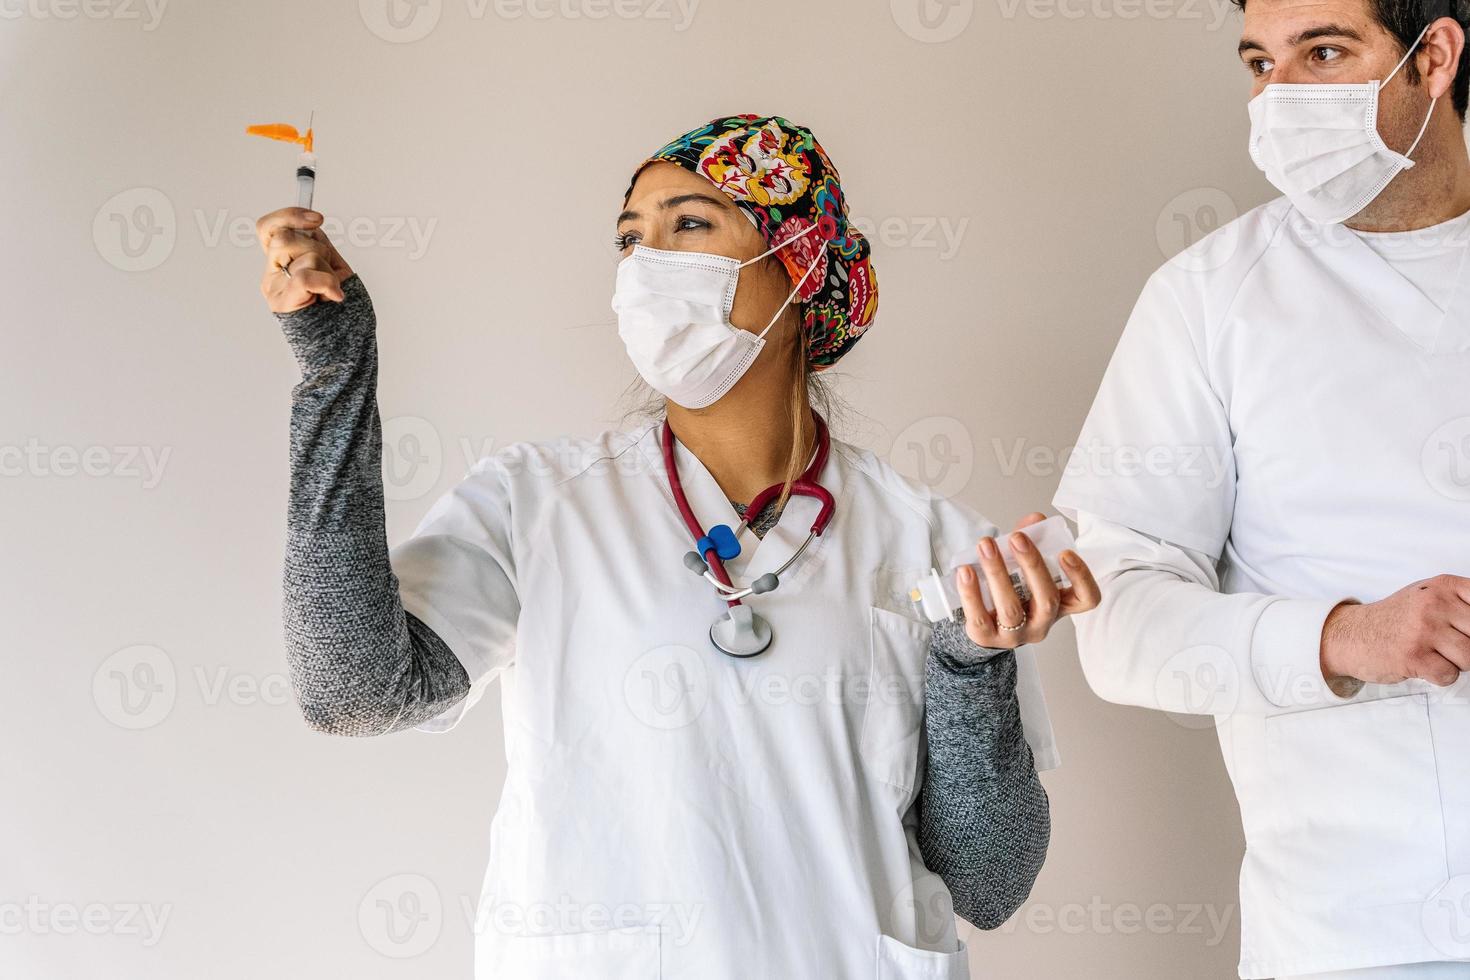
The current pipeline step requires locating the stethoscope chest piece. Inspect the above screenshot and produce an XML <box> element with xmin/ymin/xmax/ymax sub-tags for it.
<box><xmin>710</xmin><ymin>604</ymin><xmax>772</xmax><ymax>658</ymax></box>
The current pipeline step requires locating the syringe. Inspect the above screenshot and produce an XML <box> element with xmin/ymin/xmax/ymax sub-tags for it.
<box><xmin>246</xmin><ymin>113</ymin><xmax>317</xmax><ymax>210</ymax></box>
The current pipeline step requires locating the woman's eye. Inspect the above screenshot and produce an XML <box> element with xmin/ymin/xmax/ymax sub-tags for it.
<box><xmin>613</xmin><ymin>231</ymin><xmax>638</xmax><ymax>250</ymax></box>
<box><xmin>676</xmin><ymin>215</ymin><xmax>710</xmax><ymax>233</ymax></box>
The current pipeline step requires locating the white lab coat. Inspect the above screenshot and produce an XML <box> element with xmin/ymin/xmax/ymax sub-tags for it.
<box><xmin>1054</xmin><ymin>197</ymin><xmax>1470</xmax><ymax>977</ymax></box>
<box><xmin>389</xmin><ymin>420</ymin><xmax>1057</xmax><ymax>980</ymax></box>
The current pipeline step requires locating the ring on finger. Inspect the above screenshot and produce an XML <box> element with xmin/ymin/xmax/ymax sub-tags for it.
<box><xmin>278</xmin><ymin>256</ymin><xmax>294</xmax><ymax>279</ymax></box>
<box><xmin>997</xmin><ymin>609</ymin><xmax>1028</xmax><ymax>632</ymax></box>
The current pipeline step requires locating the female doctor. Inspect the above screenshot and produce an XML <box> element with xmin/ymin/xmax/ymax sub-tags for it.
<box><xmin>255</xmin><ymin>114</ymin><xmax>1099</xmax><ymax>979</ymax></box>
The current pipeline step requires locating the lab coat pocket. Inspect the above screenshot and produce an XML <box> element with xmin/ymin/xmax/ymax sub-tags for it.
<box><xmin>1263</xmin><ymin>692</ymin><xmax>1449</xmax><ymax>908</ymax></box>
<box><xmin>860</xmin><ymin>606</ymin><xmax>931</xmax><ymax>805</ymax></box>
<box><xmin>487</xmin><ymin>925</ymin><xmax>661</xmax><ymax>980</ymax></box>
<box><xmin>875</xmin><ymin>934</ymin><xmax>970</xmax><ymax>980</ymax></box>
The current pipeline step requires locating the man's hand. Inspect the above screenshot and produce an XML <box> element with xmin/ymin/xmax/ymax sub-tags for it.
<box><xmin>1320</xmin><ymin>575</ymin><xmax>1470</xmax><ymax>688</ymax></box>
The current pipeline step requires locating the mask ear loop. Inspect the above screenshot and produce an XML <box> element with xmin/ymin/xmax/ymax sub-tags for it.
<box><xmin>737</xmin><ymin>222</ymin><xmax>824</xmax><ymax>339</ymax></box>
<box><xmin>758</xmin><ymin>253</ymin><xmax>824</xmax><ymax>339</ymax></box>
<box><xmin>739</xmin><ymin>220</ymin><xmax>821</xmax><ymax>269</ymax></box>
<box><xmin>1379</xmin><ymin>20</ymin><xmax>1435</xmax><ymax>92</ymax></box>
<box><xmin>1378</xmin><ymin>21</ymin><xmax>1440</xmax><ymax>162</ymax></box>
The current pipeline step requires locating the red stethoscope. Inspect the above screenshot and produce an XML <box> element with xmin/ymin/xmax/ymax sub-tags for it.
<box><xmin>661</xmin><ymin>412</ymin><xmax>837</xmax><ymax>657</ymax></box>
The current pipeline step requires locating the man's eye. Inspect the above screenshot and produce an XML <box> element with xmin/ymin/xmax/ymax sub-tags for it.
<box><xmin>1248</xmin><ymin>57</ymin><xmax>1274</xmax><ymax>76</ymax></box>
<box><xmin>1313</xmin><ymin>46</ymin><xmax>1344</xmax><ymax>63</ymax></box>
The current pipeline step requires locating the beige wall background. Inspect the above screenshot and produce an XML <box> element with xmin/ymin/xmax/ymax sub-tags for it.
<box><xmin>4</xmin><ymin>0</ymin><xmax>1374</xmax><ymax>976</ymax></box>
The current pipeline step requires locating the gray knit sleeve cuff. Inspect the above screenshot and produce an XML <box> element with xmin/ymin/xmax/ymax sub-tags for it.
<box><xmin>274</xmin><ymin>273</ymin><xmax>371</xmax><ymax>375</ymax></box>
<box><xmin>929</xmin><ymin>615</ymin><xmax>1014</xmax><ymax>674</ymax></box>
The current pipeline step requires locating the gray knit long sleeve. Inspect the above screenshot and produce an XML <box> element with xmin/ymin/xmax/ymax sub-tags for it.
<box><xmin>274</xmin><ymin>273</ymin><xmax>1047</xmax><ymax>925</ymax></box>
<box><xmin>278</xmin><ymin>275</ymin><xmax>471</xmax><ymax>735</ymax></box>
<box><xmin>920</xmin><ymin>622</ymin><xmax>1050</xmax><ymax>929</ymax></box>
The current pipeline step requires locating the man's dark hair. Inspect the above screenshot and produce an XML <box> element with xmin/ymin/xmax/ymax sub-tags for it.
<box><xmin>1231</xmin><ymin>0</ymin><xmax>1470</xmax><ymax>118</ymax></box>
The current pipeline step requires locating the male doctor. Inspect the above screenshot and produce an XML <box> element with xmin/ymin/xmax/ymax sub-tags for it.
<box><xmin>1053</xmin><ymin>1</ymin><xmax>1470</xmax><ymax>977</ymax></box>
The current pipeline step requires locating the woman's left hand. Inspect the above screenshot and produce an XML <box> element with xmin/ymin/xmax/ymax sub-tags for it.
<box><xmin>956</xmin><ymin>512</ymin><xmax>1101</xmax><ymax>650</ymax></box>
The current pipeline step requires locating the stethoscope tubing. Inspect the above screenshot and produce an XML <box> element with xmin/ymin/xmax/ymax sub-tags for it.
<box><xmin>661</xmin><ymin>413</ymin><xmax>836</xmax><ymax>607</ymax></box>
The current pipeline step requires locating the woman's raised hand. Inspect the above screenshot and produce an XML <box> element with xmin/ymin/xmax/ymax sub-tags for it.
<box><xmin>955</xmin><ymin>512</ymin><xmax>1101</xmax><ymax>651</ymax></box>
<box><xmin>256</xmin><ymin>208</ymin><xmax>354</xmax><ymax>314</ymax></box>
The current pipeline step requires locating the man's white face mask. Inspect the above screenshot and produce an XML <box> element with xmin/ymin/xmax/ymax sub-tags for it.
<box><xmin>1247</xmin><ymin>21</ymin><xmax>1438</xmax><ymax>225</ymax></box>
<box><xmin>610</xmin><ymin>222</ymin><xmax>821</xmax><ymax>410</ymax></box>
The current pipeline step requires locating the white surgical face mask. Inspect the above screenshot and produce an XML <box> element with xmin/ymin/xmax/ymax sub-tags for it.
<box><xmin>611</xmin><ymin>222</ymin><xmax>822</xmax><ymax>409</ymax></box>
<box><xmin>1247</xmin><ymin>21</ymin><xmax>1438</xmax><ymax>225</ymax></box>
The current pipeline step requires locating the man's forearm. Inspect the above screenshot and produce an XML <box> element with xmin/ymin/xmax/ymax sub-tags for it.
<box><xmin>1072</xmin><ymin>512</ymin><xmax>1353</xmax><ymax>715</ymax></box>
